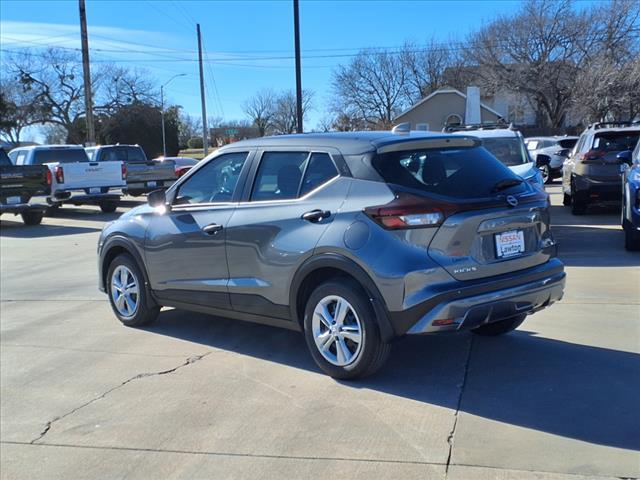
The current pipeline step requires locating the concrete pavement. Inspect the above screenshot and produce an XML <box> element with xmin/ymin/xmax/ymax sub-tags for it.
<box><xmin>1</xmin><ymin>186</ymin><xmax>638</xmax><ymax>479</ymax></box>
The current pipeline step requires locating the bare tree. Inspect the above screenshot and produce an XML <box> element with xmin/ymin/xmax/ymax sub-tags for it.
<box><xmin>177</xmin><ymin>111</ymin><xmax>200</xmax><ymax>149</ymax></box>
<box><xmin>332</xmin><ymin>49</ymin><xmax>407</xmax><ymax>129</ymax></box>
<box><xmin>243</xmin><ymin>88</ymin><xmax>275</xmax><ymax>136</ymax></box>
<box><xmin>271</xmin><ymin>89</ymin><xmax>313</xmax><ymax>134</ymax></box>
<box><xmin>3</xmin><ymin>48</ymin><xmax>159</xmax><ymax>143</ymax></box>
<box><xmin>465</xmin><ymin>0</ymin><xmax>589</xmax><ymax>128</ymax></box>
<box><xmin>401</xmin><ymin>40</ymin><xmax>454</xmax><ymax>102</ymax></box>
<box><xmin>0</xmin><ymin>79</ymin><xmax>48</xmax><ymax>143</ymax></box>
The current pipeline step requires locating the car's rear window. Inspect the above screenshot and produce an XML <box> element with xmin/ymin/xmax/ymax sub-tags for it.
<box><xmin>558</xmin><ymin>138</ymin><xmax>577</xmax><ymax>149</ymax></box>
<box><xmin>593</xmin><ymin>131</ymin><xmax>640</xmax><ymax>152</ymax></box>
<box><xmin>33</xmin><ymin>149</ymin><xmax>88</xmax><ymax>164</ymax></box>
<box><xmin>373</xmin><ymin>146</ymin><xmax>526</xmax><ymax>199</ymax></box>
<box><xmin>480</xmin><ymin>137</ymin><xmax>529</xmax><ymax>166</ymax></box>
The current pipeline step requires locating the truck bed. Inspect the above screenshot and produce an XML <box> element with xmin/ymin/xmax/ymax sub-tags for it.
<box><xmin>0</xmin><ymin>165</ymin><xmax>49</xmax><ymax>205</ymax></box>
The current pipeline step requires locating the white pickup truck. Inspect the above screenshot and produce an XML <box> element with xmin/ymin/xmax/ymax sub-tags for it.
<box><xmin>8</xmin><ymin>145</ymin><xmax>126</xmax><ymax>213</ymax></box>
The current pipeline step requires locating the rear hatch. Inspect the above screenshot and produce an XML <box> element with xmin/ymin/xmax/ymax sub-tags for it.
<box><xmin>370</xmin><ymin>137</ymin><xmax>553</xmax><ymax>281</ymax></box>
<box><xmin>580</xmin><ymin>130</ymin><xmax>640</xmax><ymax>182</ymax></box>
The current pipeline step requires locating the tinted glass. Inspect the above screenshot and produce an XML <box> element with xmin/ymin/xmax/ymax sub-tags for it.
<box><xmin>99</xmin><ymin>147</ymin><xmax>127</xmax><ymax>162</ymax></box>
<box><xmin>0</xmin><ymin>149</ymin><xmax>11</xmax><ymax>166</ymax></box>
<box><xmin>300</xmin><ymin>153</ymin><xmax>338</xmax><ymax>196</ymax></box>
<box><xmin>480</xmin><ymin>137</ymin><xmax>529</xmax><ymax>166</ymax></box>
<box><xmin>33</xmin><ymin>149</ymin><xmax>88</xmax><ymax>164</ymax></box>
<box><xmin>525</xmin><ymin>140</ymin><xmax>539</xmax><ymax>150</ymax></box>
<box><xmin>174</xmin><ymin>152</ymin><xmax>247</xmax><ymax>205</ymax></box>
<box><xmin>373</xmin><ymin>146</ymin><xmax>525</xmax><ymax>199</ymax></box>
<box><xmin>593</xmin><ymin>131</ymin><xmax>640</xmax><ymax>152</ymax></box>
<box><xmin>252</xmin><ymin>152</ymin><xmax>308</xmax><ymax>201</ymax></box>
<box><xmin>558</xmin><ymin>138</ymin><xmax>577</xmax><ymax>149</ymax></box>
<box><xmin>127</xmin><ymin>147</ymin><xmax>147</xmax><ymax>162</ymax></box>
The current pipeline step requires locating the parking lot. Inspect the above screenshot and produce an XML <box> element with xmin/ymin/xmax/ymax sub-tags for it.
<box><xmin>1</xmin><ymin>184</ymin><xmax>638</xmax><ymax>479</ymax></box>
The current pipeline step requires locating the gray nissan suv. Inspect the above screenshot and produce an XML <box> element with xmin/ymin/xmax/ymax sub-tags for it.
<box><xmin>98</xmin><ymin>131</ymin><xmax>565</xmax><ymax>379</ymax></box>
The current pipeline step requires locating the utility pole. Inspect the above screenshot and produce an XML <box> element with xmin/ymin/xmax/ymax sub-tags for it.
<box><xmin>79</xmin><ymin>0</ymin><xmax>95</xmax><ymax>145</ymax></box>
<box><xmin>293</xmin><ymin>0</ymin><xmax>303</xmax><ymax>133</ymax></box>
<box><xmin>197</xmin><ymin>23</ymin><xmax>209</xmax><ymax>156</ymax></box>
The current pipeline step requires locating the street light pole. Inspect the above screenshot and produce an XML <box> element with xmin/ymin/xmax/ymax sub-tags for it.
<box><xmin>160</xmin><ymin>73</ymin><xmax>186</xmax><ymax>157</ymax></box>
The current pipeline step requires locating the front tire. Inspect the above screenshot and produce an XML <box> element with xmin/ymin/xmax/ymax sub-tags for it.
<box><xmin>107</xmin><ymin>253</ymin><xmax>159</xmax><ymax>327</ymax></box>
<box><xmin>21</xmin><ymin>210</ymin><xmax>44</xmax><ymax>225</ymax></box>
<box><xmin>303</xmin><ymin>280</ymin><xmax>390</xmax><ymax>380</ymax></box>
<box><xmin>471</xmin><ymin>313</ymin><xmax>527</xmax><ymax>336</ymax></box>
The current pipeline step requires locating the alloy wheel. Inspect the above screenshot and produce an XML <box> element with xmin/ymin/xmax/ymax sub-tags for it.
<box><xmin>312</xmin><ymin>295</ymin><xmax>364</xmax><ymax>366</ymax></box>
<box><xmin>110</xmin><ymin>265</ymin><xmax>140</xmax><ymax>318</ymax></box>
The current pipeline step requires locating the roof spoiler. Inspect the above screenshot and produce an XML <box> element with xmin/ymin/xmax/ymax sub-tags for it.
<box><xmin>377</xmin><ymin>136</ymin><xmax>480</xmax><ymax>154</ymax></box>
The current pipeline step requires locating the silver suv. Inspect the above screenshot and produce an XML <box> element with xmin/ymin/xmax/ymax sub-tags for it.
<box><xmin>98</xmin><ymin>131</ymin><xmax>565</xmax><ymax>379</ymax></box>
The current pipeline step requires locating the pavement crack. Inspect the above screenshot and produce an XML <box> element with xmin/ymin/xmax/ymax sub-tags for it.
<box><xmin>29</xmin><ymin>352</ymin><xmax>211</xmax><ymax>444</ymax></box>
<box><xmin>444</xmin><ymin>335</ymin><xmax>474</xmax><ymax>479</ymax></box>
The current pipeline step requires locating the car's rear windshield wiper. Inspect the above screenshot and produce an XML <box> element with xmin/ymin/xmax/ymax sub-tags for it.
<box><xmin>491</xmin><ymin>178</ymin><xmax>523</xmax><ymax>193</ymax></box>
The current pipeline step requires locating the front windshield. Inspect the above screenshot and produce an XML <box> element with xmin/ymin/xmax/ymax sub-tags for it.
<box><xmin>481</xmin><ymin>137</ymin><xmax>529</xmax><ymax>166</ymax></box>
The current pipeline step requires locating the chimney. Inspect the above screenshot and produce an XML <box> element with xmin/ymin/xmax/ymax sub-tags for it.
<box><xmin>465</xmin><ymin>86</ymin><xmax>481</xmax><ymax>124</ymax></box>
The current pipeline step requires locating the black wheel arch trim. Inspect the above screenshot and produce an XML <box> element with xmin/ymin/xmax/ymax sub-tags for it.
<box><xmin>289</xmin><ymin>253</ymin><xmax>396</xmax><ymax>342</ymax></box>
<box><xmin>99</xmin><ymin>236</ymin><xmax>152</xmax><ymax>296</ymax></box>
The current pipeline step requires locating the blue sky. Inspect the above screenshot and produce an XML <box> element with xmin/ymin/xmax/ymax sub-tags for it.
<box><xmin>0</xmin><ymin>0</ymin><xmax>598</xmax><ymax>136</ymax></box>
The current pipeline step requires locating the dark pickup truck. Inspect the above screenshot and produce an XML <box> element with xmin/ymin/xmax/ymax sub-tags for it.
<box><xmin>85</xmin><ymin>145</ymin><xmax>176</xmax><ymax>196</ymax></box>
<box><xmin>0</xmin><ymin>148</ymin><xmax>50</xmax><ymax>225</ymax></box>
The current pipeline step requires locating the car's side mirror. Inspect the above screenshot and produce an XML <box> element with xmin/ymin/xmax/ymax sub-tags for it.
<box><xmin>617</xmin><ymin>150</ymin><xmax>632</xmax><ymax>165</ymax></box>
<box><xmin>147</xmin><ymin>189</ymin><xmax>168</xmax><ymax>208</ymax></box>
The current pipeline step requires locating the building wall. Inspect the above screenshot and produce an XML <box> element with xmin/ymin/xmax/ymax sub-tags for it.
<box><xmin>395</xmin><ymin>91</ymin><xmax>501</xmax><ymax>131</ymax></box>
<box><xmin>482</xmin><ymin>91</ymin><xmax>537</xmax><ymax>126</ymax></box>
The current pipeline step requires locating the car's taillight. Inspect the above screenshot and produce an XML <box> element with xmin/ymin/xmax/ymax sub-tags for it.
<box><xmin>55</xmin><ymin>166</ymin><xmax>64</xmax><ymax>184</ymax></box>
<box><xmin>121</xmin><ymin>163</ymin><xmax>127</xmax><ymax>180</ymax></box>
<box><xmin>176</xmin><ymin>166</ymin><xmax>190</xmax><ymax>177</ymax></box>
<box><xmin>46</xmin><ymin>169</ymin><xmax>52</xmax><ymax>185</ymax></box>
<box><xmin>364</xmin><ymin>193</ymin><xmax>458</xmax><ymax>229</ymax></box>
<box><xmin>581</xmin><ymin>150</ymin><xmax>605</xmax><ymax>164</ymax></box>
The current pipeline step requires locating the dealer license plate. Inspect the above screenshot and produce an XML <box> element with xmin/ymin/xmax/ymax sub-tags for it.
<box><xmin>90</xmin><ymin>187</ymin><xmax>101</xmax><ymax>194</ymax></box>
<box><xmin>147</xmin><ymin>181</ymin><xmax>157</xmax><ymax>188</ymax></box>
<box><xmin>495</xmin><ymin>230</ymin><xmax>525</xmax><ymax>258</ymax></box>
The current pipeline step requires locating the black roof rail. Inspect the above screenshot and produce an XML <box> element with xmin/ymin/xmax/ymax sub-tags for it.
<box><xmin>590</xmin><ymin>121</ymin><xmax>640</xmax><ymax>130</ymax></box>
<box><xmin>442</xmin><ymin>121</ymin><xmax>513</xmax><ymax>133</ymax></box>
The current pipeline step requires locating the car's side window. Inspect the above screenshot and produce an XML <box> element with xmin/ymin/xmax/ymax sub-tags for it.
<box><xmin>251</xmin><ymin>152</ymin><xmax>309</xmax><ymax>201</ymax></box>
<box><xmin>300</xmin><ymin>153</ymin><xmax>339</xmax><ymax>196</ymax></box>
<box><xmin>174</xmin><ymin>152</ymin><xmax>248</xmax><ymax>205</ymax></box>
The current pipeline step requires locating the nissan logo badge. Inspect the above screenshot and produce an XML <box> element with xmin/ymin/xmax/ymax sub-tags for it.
<box><xmin>506</xmin><ymin>195</ymin><xmax>518</xmax><ymax>207</ymax></box>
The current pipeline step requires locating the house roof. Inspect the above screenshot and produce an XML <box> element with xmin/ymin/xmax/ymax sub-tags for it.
<box><xmin>394</xmin><ymin>87</ymin><xmax>504</xmax><ymax>121</ymax></box>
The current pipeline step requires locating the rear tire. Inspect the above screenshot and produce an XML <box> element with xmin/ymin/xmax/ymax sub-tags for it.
<box><xmin>540</xmin><ymin>165</ymin><xmax>552</xmax><ymax>184</ymax></box>
<box><xmin>623</xmin><ymin>221</ymin><xmax>640</xmax><ymax>251</ymax></box>
<box><xmin>303</xmin><ymin>280</ymin><xmax>390</xmax><ymax>380</ymax></box>
<box><xmin>107</xmin><ymin>253</ymin><xmax>159</xmax><ymax>327</ymax></box>
<box><xmin>471</xmin><ymin>314</ymin><xmax>527</xmax><ymax>336</ymax></box>
<box><xmin>100</xmin><ymin>201</ymin><xmax>118</xmax><ymax>213</ymax></box>
<box><xmin>21</xmin><ymin>210</ymin><xmax>44</xmax><ymax>225</ymax></box>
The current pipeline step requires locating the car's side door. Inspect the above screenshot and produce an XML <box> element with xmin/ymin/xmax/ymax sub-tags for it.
<box><xmin>144</xmin><ymin>150</ymin><xmax>252</xmax><ymax>310</ymax></box>
<box><xmin>224</xmin><ymin>148</ymin><xmax>351</xmax><ymax>320</ymax></box>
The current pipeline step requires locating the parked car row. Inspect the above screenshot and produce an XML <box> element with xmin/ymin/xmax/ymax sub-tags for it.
<box><xmin>1</xmin><ymin>144</ymin><xmax>199</xmax><ymax>223</ymax></box>
<box><xmin>525</xmin><ymin>122</ymin><xmax>640</xmax><ymax>251</ymax></box>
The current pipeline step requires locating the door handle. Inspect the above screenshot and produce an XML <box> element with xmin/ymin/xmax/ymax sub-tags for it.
<box><xmin>202</xmin><ymin>223</ymin><xmax>223</xmax><ymax>235</ymax></box>
<box><xmin>301</xmin><ymin>209</ymin><xmax>331</xmax><ymax>223</ymax></box>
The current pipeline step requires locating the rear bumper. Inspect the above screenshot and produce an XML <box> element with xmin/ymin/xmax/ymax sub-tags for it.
<box><xmin>125</xmin><ymin>180</ymin><xmax>175</xmax><ymax>193</ymax></box>
<box><xmin>406</xmin><ymin>270</ymin><xmax>565</xmax><ymax>334</ymax></box>
<box><xmin>0</xmin><ymin>202</ymin><xmax>47</xmax><ymax>215</ymax></box>
<box><xmin>51</xmin><ymin>190</ymin><xmax>122</xmax><ymax>205</ymax></box>
<box><xmin>573</xmin><ymin>174</ymin><xmax>621</xmax><ymax>203</ymax></box>
<box><xmin>388</xmin><ymin>258</ymin><xmax>565</xmax><ymax>335</ymax></box>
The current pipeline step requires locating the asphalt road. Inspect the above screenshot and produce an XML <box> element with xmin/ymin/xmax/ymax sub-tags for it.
<box><xmin>1</xmin><ymin>185</ymin><xmax>638</xmax><ymax>479</ymax></box>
